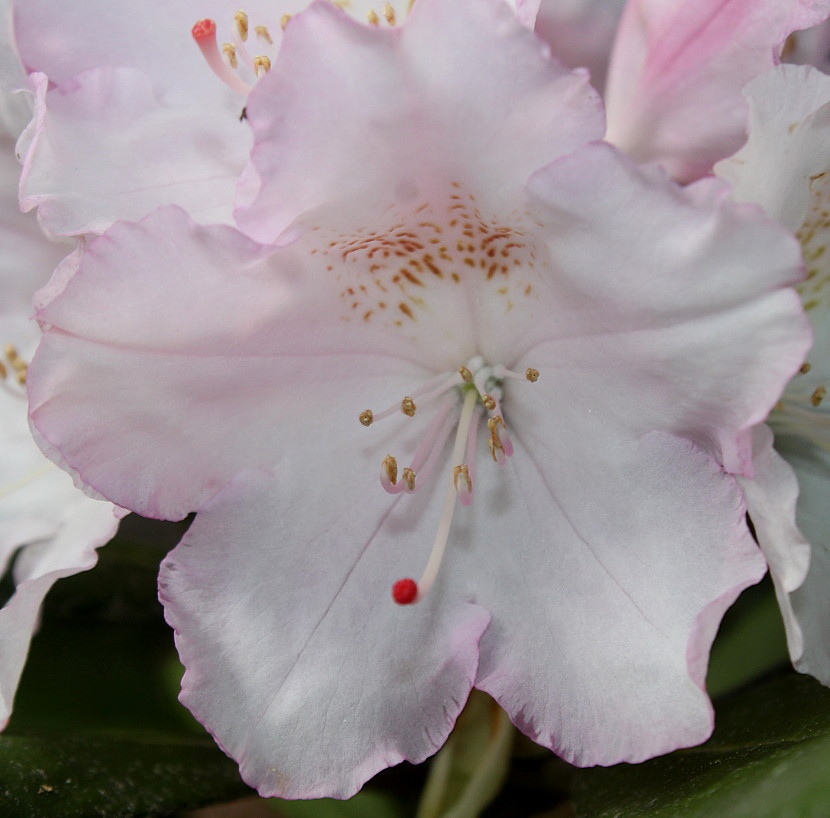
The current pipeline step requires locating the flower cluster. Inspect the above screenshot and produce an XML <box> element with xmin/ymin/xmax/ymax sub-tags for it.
<box><xmin>1</xmin><ymin>0</ymin><xmax>829</xmax><ymax>803</ymax></box>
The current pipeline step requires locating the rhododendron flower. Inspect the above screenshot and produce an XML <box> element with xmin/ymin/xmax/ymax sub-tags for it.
<box><xmin>0</xmin><ymin>77</ymin><xmax>120</xmax><ymax>726</ymax></box>
<box><xmin>602</xmin><ymin>0</ymin><xmax>830</xmax><ymax>181</ymax></box>
<box><xmin>25</xmin><ymin>0</ymin><xmax>812</xmax><ymax>798</ymax></box>
<box><xmin>716</xmin><ymin>63</ymin><xmax>830</xmax><ymax>685</ymax></box>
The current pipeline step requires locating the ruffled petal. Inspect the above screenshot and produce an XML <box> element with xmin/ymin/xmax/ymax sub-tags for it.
<box><xmin>18</xmin><ymin>67</ymin><xmax>250</xmax><ymax>234</ymax></box>
<box><xmin>459</xmin><ymin>425</ymin><xmax>765</xmax><ymax>766</ymax></box>
<box><xmin>715</xmin><ymin>64</ymin><xmax>830</xmax><ymax>231</ymax></box>
<box><xmin>159</xmin><ymin>468</ymin><xmax>489</xmax><ymax>799</ymax></box>
<box><xmin>604</xmin><ymin>0</ymin><xmax>830</xmax><ymax>181</ymax></box>
<box><xmin>522</xmin><ymin>142</ymin><xmax>811</xmax><ymax>474</ymax></box>
<box><xmin>28</xmin><ymin>205</ymin><xmax>439</xmax><ymax>518</ymax></box>
<box><xmin>737</xmin><ymin>424</ymin><xmax>811</xmax><ymax>662</ymax></box>
<box><xmin>237</xmin><ymin>0</ymin><xmax>604</xmax><ymax>242</ymax></box>
<box><xmin>777</xmin><ymin>433</ymin><xmax>830</xmax><ymax>683</ymax></box>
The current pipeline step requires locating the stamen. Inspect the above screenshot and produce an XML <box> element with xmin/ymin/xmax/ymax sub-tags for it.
<box><xmin>459</xmin><ymin>404</ymin><xmax>482</xmax><ymax>507</ymax></box>
<box><xmin>234</xmin><ymin>10</ymin><xmax>249</xmax><ymax>41</ymax></box>
<box><xmin>367</xmin><ymin>8</ymin><xmax>380</xmax><ymax>25</ymax></box>
<box><xmin>192</xmin><ymin>19</ymin><xmax>253</xmax><ymax>96</ymax></box>
<box><xmin>254</xmin><ymin>55</ymin><xmax>271</xmax><ymax>77</ymax></box>
<box><xmin>280</xmin><ymin>14</ymin><xmax>291</xmax><ymax>30</ymax></box>
<box><xmin>459</xmin><ymin>366</ymin><xmax>472</xmax><ymax>383</ymax></box>
<box><xmin>812</xmin><ymin>386</ymin><xmax>827</xmax><ymax>407</ymax></box>
<box><xmin>393</xmin><ymin>389</ymin><xmax>478</xmax><ymax>605</ymax></box>
<box><xmin>383</xmin><ymin>3</ymin><xmax>396</xmax><ymax>24</ymax></box>
<box><xmin>493</xmin><ymin>364</ymin><xmax>540</xmax><ymax>383</ymax></box>
<box><xmin>360</xmin><ymin>369</ymin><xmax>462</xmax><ymax>426</ymax></box>
<box><xmin>381</xmin><ymin>397</ymin><xmax>456</xmax><ymax>495</ymax></box>
<box><xmin>481</xmin><ymin>394</ymin><xmax>496</xmax><ymax>411</ymax></box>
<box><xmin>255</xmin><ymin>24</ymin><xmax>273</xmax><ymax>44</ymax></box>
<box><xmin>800</xmin><ymin>362</ymin><xmax>812</xmax><ymax>374</ymax></box>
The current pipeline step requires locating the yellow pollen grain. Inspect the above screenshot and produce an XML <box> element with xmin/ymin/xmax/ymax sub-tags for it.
<box><xmin>800</xmin><ymin>362</ymin><xmax>812</xmax><ymax>374</ymax></box>
<box><xmin>812</xmin><ymin>386</ymin><xmax>827</xmax><ymax>407</ymax></box>
<box><xmin>367</xmin><ymin>8</ymin><xmax>380</xmax><ymax>25</ymax></box>
<box><xmin>458</xmin><ymin>366</ymin><xmax>472</xmax><ymax>382</ymax></box>
<box><xmin>383</xmin><ymin>3</ymin><xmax>396</xmax><ymax>24</ymax></box>
<box><xmin>526</xmin><ymin>367</ymin><xmax>539</xmax><ymax>383</ymax></box>
<box><xmin>254</xmin><ymin>55</ymin><xmax>271</xmax><ymax>76</ymax></box>
<box><xmin>402</xmin><ymin>467</ymin><xmax>415</xmax><ymax>491</ymax></box>
<box><xmin>481</xmin><ymin>394</ymin><xmax>496</xmax><ymax>411</ymax></box>
<box><xmin>255</xmin><ymin>24</ymin><xmax>273</xmax><ymax>44</ymax></box>
<box><xmin>383</xmin><ymin>454</ymin><xmax>398</xmax><ymax>486</ymax></box>
<box><xmin>234</xmin><ymin>10</ymin><xmax>249</xmax><ymax>40</ymax></box>
<box><xmin>280</xmin><ymin>13</ymin><xmax>292</xmax><ymax>29</ymax></box>
<box><xmin>359</xmin><ymin>409</ymin><xmax>374</xmax><ymax>426</ymax></box>
<box><xmin>401</xmin><ymin>396</ymin><xmax>416</xmax><ymax>416</ymax></box>
<box><xmin>222</xmin><ymin>43</ymin><xmax>238</xmax><ymax>69</ymax></box>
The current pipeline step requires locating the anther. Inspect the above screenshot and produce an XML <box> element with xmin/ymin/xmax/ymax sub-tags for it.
<box><xmin>800</xmin><ymin>362</ymin><xmax>812</xmax><ymax>374</ymax></box>
<box><xmin>812</xmin><ymin>386</ymin><xmax>827</xmax><ymax>407</ymax></box>
<box><xmin>254</xmin><ymin>55</ymin><xmax>271</xmax><ymax>77</ymax></box>
<box><xmin>367</xmin><ymin>8</ymin><xmax>380</xmax><ymax>25</ymax></box>
<box><xmin>383</xmin><ymin>2</ymin><xmax>396</xmax><ymax>24</ymax></box>
<box><xmin>382</xmin><ymin>455</ymin><xmax>398</xmax><ymax>490</ymax></box>
<box><xmin>255</xmin><ymin>24</ymin><xmax>273</xmax><ymax>44</ymax></box>
<box><xmin>280</xmin><ymin>14</ymin><xmax>291</xmax><ymax>30</ymax></box>
<box><xmin>488</xmin><ymin>415</ymin><xmax>506</xmax><ymax>462</ymax></box>
<box><xmin>401</xmin><ymin>396</ymin><xmax>416</xmax><ymax>417</ymax></box>
<box><xmin>16</xmin><ymin>370</ymin><xmax>26</xmax><ymax>386</ymax></box>
<box><xmin>459</xmin><ymin>366</ymin><xmax>472</xmax><ymax>383</ymax></box>
<box><xmin>402</xmin><ymin>468</ymin><xmax>416</xmax><ymax>491</ymax></box>
<box><xmin>222</xmin><ymin>43</ymin><xmax>238</xmax><ymax>68</ymax></box>
<box><xmin>526</xmin><ymin>368</ymin><xmax>539</xmax><ymax>383</ymax></box>
<box><xmin>359</xmin><ymin>409</ymin><xmax>374</xmax><ymax>426</ymax></box>
<box><xmin>481</xmin><ymin>394</ymin><xmax>496</xmax><ymax>411</ymax></box>
<box><xmin>234</xmin><ymin>10</ymin><xmax>249</xmax><ymax>41</ymax></box>
<box><xmin>453</xmin><ymin>464</ymin><xmax>472</xmax><ymax>494</ymax></box>
<box><xmin>0</xmin><ymin>360</ymin><xmax>6</xmax><ymax>379</ymax></box>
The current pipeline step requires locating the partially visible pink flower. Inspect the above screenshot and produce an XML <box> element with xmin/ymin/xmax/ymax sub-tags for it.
<box><xmin>604</xmin><ymin>0</ymin><xmax>830</xmax><ymax>182</ymax></box>
<box><xmin>716</xmin><ymin>63</ymin><xmax>830</xmax><ymax>684</ymax></box>
<box><xmin>12</xmin><ymin>0</ymin><xmax>418</xmax><ymax>237</ymax></box>
<box><xmin>0</xmin><ymin>109</ymin><xmax>121</xmax><ymax>727</ymax></box>
<box><xmin>26</xmin><ymin>0</ymin><xmax>810</xmax><ymax>798</ymax></box>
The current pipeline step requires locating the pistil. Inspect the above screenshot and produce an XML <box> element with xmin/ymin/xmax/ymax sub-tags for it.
<box><xmin>393</xmin><ymin>389</ymin><xmax>478</xmax><ymax>604</ymax></box>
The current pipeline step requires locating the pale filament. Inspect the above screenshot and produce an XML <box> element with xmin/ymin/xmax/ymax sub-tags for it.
<box><xmin>409</xmin><ymin>388</ymin><xmax>478</xmax><ymax>603</ymax></box>
<box><xmin>381</xmin><ymin>396</ymin><xmax>457</xmax><ymax>494</ymax></box>
<box><xmin>363</xmin><ymin>369</ymin><xmax>462</xmax><ymax>425</ymax></box>
<box><xmin>458</xmin><ymin>403</ymin><xmax>483</xmax><ymax>506</ymax></box>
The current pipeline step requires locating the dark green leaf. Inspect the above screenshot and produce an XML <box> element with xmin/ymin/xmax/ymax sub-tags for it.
<box><xmin>0</xmin><ymin>731</ymin><xmax>250</xmax><ymax>818</ymax></box>
<box><xmin>572</xmin><ymin>672</ymin><xmax>830</xmax><ymax>818</ymax></box>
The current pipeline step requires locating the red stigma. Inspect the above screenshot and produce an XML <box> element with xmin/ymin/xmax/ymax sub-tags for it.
<box><xmin>392</xmin><ymin>578</ymin><xmax>418</xmax><ymax>605</ymax></box>
<box><xmin>192</xmin><ymin>18</ymin><xmax>217</xmax><ymax>41</ymax></box>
